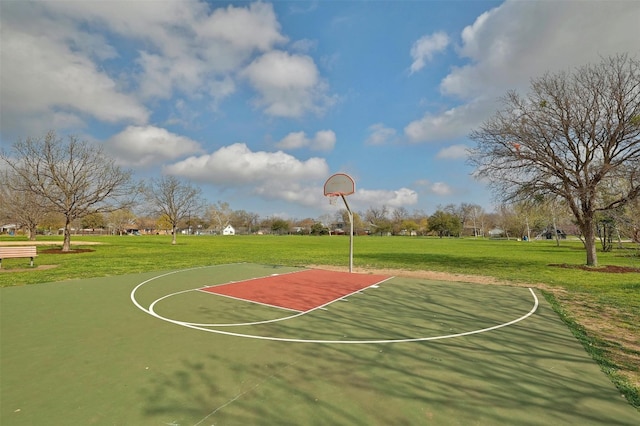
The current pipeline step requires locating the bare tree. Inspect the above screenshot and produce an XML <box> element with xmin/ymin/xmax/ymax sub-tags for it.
<box><xmin>81</xmin><ymin>212</ymin><xmax>106</xmax><ymax>232</ymax></box>
<box><xmin>365</xmin><ymin>205</ymin><xmax>392</xmax><ymax>236</ymax></box>
<box><xmin>410</xmin><ymin>209</ymin><xmax>430</xmax><ymax>236</ymax></box>
<box><xmin>229</xmin><ymin>209</ymin><xmax>259</xmax><ymax>234</ymax></box>
<box><xmin>317</xmin><ymin>213</ymin><xmax>335</xmax><ymax>235</ymax></box>
<box><xmin>461</xmin><ymin>203</ymin><xmax>485</xmax><ymax>237</ymax></box>
<box><xmin>108</xmin><ymin>209</ymin><xmax>137</xmax><ymax>235</ymax></box>
<box><xmin>495</xmin><ymin>203</ymin><xmax>520</xmax><ymax>240</ymax></box>
<box><xmin>469</xmin><ymin>54</ymin><xmax>640</xmax><ymax>266</ymax></box>
<box><xmin>338</xmin><ymin>209</ymin><xmax>364</xmax><ymax>235</ymax></box>
<box><xmin>619</xmin><ymin>197</ymin><xmax>640</xmax><ymax>243</ymax></box>
<box><xmin>294</xmin><ymin>217</ymin><xmax>316</xmax><ymax>235</ymax></box>
<box><xmin>391</xmin><ymin>206</ymin><xmax>409</xmax><ymax>235</ymax></box>
<box><xmin>144</xmin><ymin>175</ymin><xmax>203</xmax><ymax>245</ymax></box>
<box><xmin>206</xmin><ymin>201</ymin><xmax>232</xmax><ymax>234</ymax></box>
<box><xmin>0</xmin><ymin>131</ymin><xmax>135</xmax><ymax>251</ymax></box>
<box><xmin>0</xmin><ymin>170</ymin><xmax>51</xmax><ymax>240</ymax></box>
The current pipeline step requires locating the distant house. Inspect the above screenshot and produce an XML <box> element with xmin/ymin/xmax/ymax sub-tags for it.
<box><xmin>222</xmin><ymin>225</ymin><xmax>235</xmax><ymax>236</ymax></box>
<box><xmin>488</xmin><ymin>228</ymin><xmax>505</xmax><ymax>238</ymax></box>
<box><xmin>1</xmin><ymin>224</ymin><xmax>18</xmax><ymax>235</ymax></box>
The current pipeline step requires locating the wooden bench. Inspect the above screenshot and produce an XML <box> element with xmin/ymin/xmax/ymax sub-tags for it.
<box><xmin>0</xmin><ymin>246</ymin><xmax>37</xmax><ymax>268</ymax></box>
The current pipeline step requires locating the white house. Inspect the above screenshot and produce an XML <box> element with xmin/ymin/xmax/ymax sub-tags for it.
<box><xmin>1</xmin><ymin>224</ymin><xmax>18</xmax><ymax>234</ymax></box>
<box><xmin>222</xmin><ymin>225</ymin><xmax>235</xmax><ymax>236</ymax></box>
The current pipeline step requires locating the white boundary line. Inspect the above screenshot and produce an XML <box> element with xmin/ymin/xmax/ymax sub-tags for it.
<box><xmin>131</xmin><ymin>266</ymin><xmax>539</xmax><ymax>344</ymax></box>
<box><xmin>195</xmin><ymin>288</ymin><xmax>304</xmax><ymax>313</ymax></box>
<box><xmin>149</xmin><ymin>277</ymin><xmax>393</xmax><ymax>327</ymax></box>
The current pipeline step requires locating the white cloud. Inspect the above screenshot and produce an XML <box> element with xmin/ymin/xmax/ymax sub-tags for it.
<box><xmin>256</xmin><ymin>182</ymin><xmax>323</xmax><ymax>208</ymax></box>
<box><xmin>46</xmin><ymin>0</ymin><xmax>286</xmax><ymax>73</ymax></box>
<box><xmin>410</xmin><ymin>31</ymin><xmax>450</xmax><ymax>74</ymax></box>
<box><xmin>107</xmin><ymin>126</ymin><xmax>203</xmax><ymax>167</ymax></box>
<box><xmin>436</xmin><ymin>144</ymin><xmax>470</xmax><ymax>160</ymax></box>
<box><xmin>200</xmin><ymin>2</ymin><xmax>288</xmax><ymax>51</ymax></box>
<box><xmin>405</xmin><ymin>99</ymin><xmax>490</xmax><ymax>143</ymax></box>
<box><xmin>163</xmin><ymin>143</ymin><xmax>338</xmax><ymax>210</ymax></box>
<box><xmin>354</xmin><ymin>188</ymin><xmax>418</xmax><ymax>209</ymax></box>
<box><xmin>164</xmin><ymin>143</ymin><xmax>329</xmax><ymax>187</ymax></box>
<box><xmin>445</xmin><ymin>1</ymin><xmax>640</xmax><ymax>99</ymax></box>
<box><xmin>276</xmin><ymin>132</ymin><xmax>309</xmax><ymax>150</ymax></box>
<box><xmin>406</xmin><ymin>0</ymin><xmax>640</xmax><ymax>143</ymax></box>
<box><xmin>129</xmin><ymin>1</ymin><xmax>287</xmax><ymax>100</ymax></box>
<box><xmin>313</xmin><ymin>130</ymin><xmax>336</xmax><ymax>151</ymax></box>
<box><xmin>242</xmin><ymin>50</ymin><xmax>333</xmax><ymax>117</ymax></box>
<box><xmin>276</xmin><ymin>130</ymin><xmax>336</xmax><ymax>151</ymax></box>
<box><xmin>430</xmin><ymin>182</ymin><xmax>453</xmax><ymax>196</ymax></box>
<box><xmin>0</xmin><ymin>0</ymin><xmax>292</xmax><ymax>139</ymax></box>
<box><xmin>365</xmin><ymin>124</ymin><xmax>397</xmax><ymax>145</ymax></box>
<box><xmin>415</xmin><ymin>179</ymin><xmax>454</xmax><ymax>196</ymax></box>
<box><xmin>0</xmin><ymin>25</ymin><xmax>149</xmax><ymax>136</ymax></box>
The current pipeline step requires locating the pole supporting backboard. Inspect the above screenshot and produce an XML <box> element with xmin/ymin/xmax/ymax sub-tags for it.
<box><xmin>324</xmin><ymin>173</ymin><xmax>356</xmax><ymax>272</ymax></box>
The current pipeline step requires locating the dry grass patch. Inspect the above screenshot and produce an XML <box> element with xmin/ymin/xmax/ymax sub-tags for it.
<box><xmin>555</xmin><ymin>291</ymin><xmax>640</xmax><ymax>391</ymax></box>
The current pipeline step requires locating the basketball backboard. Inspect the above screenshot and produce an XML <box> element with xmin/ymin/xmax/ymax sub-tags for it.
<box><xmin>324</xmin><ymin>173</ymin><xmax>355</xmax><ymax>196</ymax></box>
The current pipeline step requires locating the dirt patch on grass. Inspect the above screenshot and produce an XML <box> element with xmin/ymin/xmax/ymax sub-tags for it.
<box><xmin>550</xmin><ymin>264</ymin><xmax>640</xmax><ymax>273</ymax></box>
<box><xmin>309</xmin><ymin>264</ymin><xmax>514</xmax><ymax>286</ymax></box>
<box><xmin>0</xmin><ymin>264</ymin><xmax>58</xmax><ymax>273</ymax></box>
<box><xmin>309</xmin><ymin>264</ymin><xmax>558</xmax><ymax>292</ymax></box>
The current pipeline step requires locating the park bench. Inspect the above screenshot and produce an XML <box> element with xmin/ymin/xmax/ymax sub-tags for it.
<box><xmin>0</xmin><ymin>246</ymin><xmax>37</xmax><ymax>269</ymax></box>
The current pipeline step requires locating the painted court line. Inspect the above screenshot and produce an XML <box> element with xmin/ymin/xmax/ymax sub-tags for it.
<box><xmin>200</xmin><ymin>269</ymin><xmax>391</xmax><ymax>312</ymax></box>
<box><xmin>196</xmin><ymin>288</ymin><xmax>304</xmax><ymax>313</ymax></box>
<box><xmin>131</xmin><ymin>266</ymin><xmax>540</xmax><ymax>344</ymax></box>
<box><xmin>177</xmin><ymin>288</ymin><xmax>540</xmax><ymax>344</ymax></box>
<box><xmin>150</xmin><ymin>277</ymin><xmax>391</xmax><ymax>327</ymax></box>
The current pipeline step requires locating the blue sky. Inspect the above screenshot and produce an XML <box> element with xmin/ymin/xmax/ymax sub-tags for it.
<box><xmin>2</xmin><ymin>0</ymin><xmax>639</xmax><ymax>220</ymax></box>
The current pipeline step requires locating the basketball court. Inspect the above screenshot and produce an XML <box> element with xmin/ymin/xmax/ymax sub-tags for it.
<box><xmin>131</xmin><ymin>265</ymin><xmax>542</xmax><ymax>344</ymax></box>
<box><xmin>2</xmin><ymin>263</ymin><xmax>638</xmax><ymax>425</ymax></box>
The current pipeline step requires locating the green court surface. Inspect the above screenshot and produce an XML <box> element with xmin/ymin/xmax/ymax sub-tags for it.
<box><xmin>1</xmin><ymin>264</ymin><xmax>637</xmax><ymax>425</ymax></box>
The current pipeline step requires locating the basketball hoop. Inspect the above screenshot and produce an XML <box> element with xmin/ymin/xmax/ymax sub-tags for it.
<box><xmin>323</xmin><ymin>173</ymin><xmax>356</xmax><ymax>272</ymax></box>
<box><xmin>324</xmin><ymin>173</ymin><xmax>355</xmax><ymax>197</ymax></box>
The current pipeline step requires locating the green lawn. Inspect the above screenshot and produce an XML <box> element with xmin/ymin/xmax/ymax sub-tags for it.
<box><xmin>1</xmin><ymin>234</ymin><xmax>638</xmax><ymax>414</ymax></box>
<box><xmin>1</xmin><ymin>234</ymin><xmax>638</xmax><ymax>308</ymax></box>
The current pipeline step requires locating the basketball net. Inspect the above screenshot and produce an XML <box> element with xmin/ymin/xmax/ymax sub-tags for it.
<box><xmin>328</xmin><ymin>194</ymin><xmax>338</xmax><ymax>206</ymax></box>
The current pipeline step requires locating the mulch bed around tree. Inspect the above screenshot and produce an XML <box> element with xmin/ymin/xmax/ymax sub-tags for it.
<box><xmin>549</xmin><ymin>263</ymin><xmax>640</xmax><ymax>273</ymax></box>
<box><xmin>40</xmin><ymin>248</ymin><xmax>95</xmax><ymax>254</ymax></box>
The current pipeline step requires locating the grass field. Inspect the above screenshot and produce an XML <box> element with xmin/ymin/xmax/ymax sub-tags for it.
<box><xmin>1</xmin><ymin>234</ymin><xmax>638</xmax><ymax>424</ymax></box>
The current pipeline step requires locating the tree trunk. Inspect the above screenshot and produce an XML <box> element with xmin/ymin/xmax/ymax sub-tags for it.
<box><xmin>581</xmin><ymin>215</ymin><xmax>598</xmax><ymax>267</ymax></box>
<box><xmin>62</xmin><ymin>220</ymin><xmax>72</xmax><ymax>252</ymax></box>
<box><xmin>552</xmin><ymin>215</ymin><xmax>560</xmax><ymax>247</ymax></box>
<box><xmin>172</xmin><ymin>226</ymin><xmax>177</xmax><ymax>245</ymax></box>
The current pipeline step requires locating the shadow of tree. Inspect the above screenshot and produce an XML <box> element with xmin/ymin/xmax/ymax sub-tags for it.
<box><xmin>139</xmin><ymin>280</ymin><xmax>638</xmax><ymax>425</ymax></box>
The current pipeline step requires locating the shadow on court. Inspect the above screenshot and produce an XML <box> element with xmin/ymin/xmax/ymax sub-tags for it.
<box><xmin>136</xmin><ymin>267</ymin><xmax>637</xmax><ymax>425</ymax></box>
<box><xmin>139</xmin><ymin>321</ymin><xmax>636</xmax><ymax>425</ymax></box>
<box><xmin>1</xmin><ymin>264</ymin><xmax>637</xmax><ymax>425</ymax></box>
